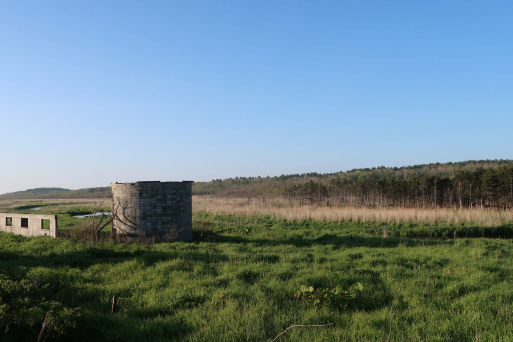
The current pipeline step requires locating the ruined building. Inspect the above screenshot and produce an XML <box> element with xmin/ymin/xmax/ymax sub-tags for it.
<box><xmin>111</xmin><ymin>181</ymin><xmax>193</xmax><ymax>241</ymax></box>
<box><xmin>0</xmin><ymin>213</ymin><xmax>57</xmax><ymax>237</ymax></box>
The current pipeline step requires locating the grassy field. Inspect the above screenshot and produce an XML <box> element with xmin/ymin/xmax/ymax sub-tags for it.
<box><xmin>0</xmin><ymin>199</ymin><xmax>513</xmax><ymax>341</ymax></box>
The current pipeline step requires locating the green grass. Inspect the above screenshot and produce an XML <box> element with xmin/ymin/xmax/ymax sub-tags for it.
<box><xmin>194</xmin><ymin>211</ymin><xmax>513</xmax><ymax>240</ymax></box>
<box><xmin>1</xmin><ymin>212</ymin><xmax>513</xmax><ymax>341</ymax></box>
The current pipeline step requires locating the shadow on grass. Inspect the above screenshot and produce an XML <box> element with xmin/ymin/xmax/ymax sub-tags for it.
<box><xmin>0</xmin><ymin>247</ymin><xmax>229</xmax><ymax>272</ymax></box>
<box><xmin>216</xmin><ymin>233</ymin><xmax>454</xmax><ymax>249</ymax></box>
<box><xmin>362</xmin><ymin>223</ymin><xmax>513</xmax><ymax>239</ymax></box>
<box><xmin>82</xmin><ymin>313</ymin><xmax>192</xmax><ymax>342</ymax></box>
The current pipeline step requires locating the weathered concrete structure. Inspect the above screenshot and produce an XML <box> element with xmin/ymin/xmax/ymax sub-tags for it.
<box><xmin>0</xmin><ymin>213</ymin><xmax>57</xmax><ymax>237</ymax></box>
<box><xmin>111</xmin><ymin>181</ymin><xmax>193</xmax><ymax>241</ymax></box>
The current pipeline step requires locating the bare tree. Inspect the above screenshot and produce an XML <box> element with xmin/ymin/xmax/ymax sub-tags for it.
<box><xmin>74</xmin><ymin>202</ymin><xmax>113</xmax><ymax>242</ymax></box>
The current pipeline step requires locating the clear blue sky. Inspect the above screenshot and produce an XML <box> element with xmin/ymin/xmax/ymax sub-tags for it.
<box><xmin>1</xmin><ymin>1</ymin><xmax>512</xmax><ymax>194</ymax></box>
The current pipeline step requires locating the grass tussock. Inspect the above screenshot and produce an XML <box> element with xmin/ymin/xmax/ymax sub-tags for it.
<box><xmin>194</xmin><ymin>195</ymin><xmax>513</xmax><ymax>227</ymax></box>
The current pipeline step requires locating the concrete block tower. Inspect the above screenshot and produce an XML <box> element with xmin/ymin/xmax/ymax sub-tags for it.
<box><xmin>111</xmin><ymin>181</ymin><xmax>193</xmax><ymax>241</ymax></box>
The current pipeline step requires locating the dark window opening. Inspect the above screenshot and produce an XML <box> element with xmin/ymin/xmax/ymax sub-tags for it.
<box><xmin>6</xmin><ymin>217</ymin><xmax>12</xmax><ymax>227</ymax></box>
<box><xmin>41</xmin><ymin>219</ymin><xmax>50</xmax><ymax>230</ymax></box>
<box><xmin>21</xmin><ymin>218</ymin><xmax>28</xmax><ymax>228</ymax></box>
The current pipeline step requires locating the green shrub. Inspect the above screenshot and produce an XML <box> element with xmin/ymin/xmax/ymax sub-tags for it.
<box><xmin>294</xmin><ymin>282</ymin><xmax>363</xmax><ymax>309</ymax></box>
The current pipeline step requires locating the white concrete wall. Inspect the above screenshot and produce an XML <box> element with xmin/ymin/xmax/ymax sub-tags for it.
<box><xmin>0</xmin><ymin>213</ymin><xmax>57</xmax><ymax>237</ymax></box>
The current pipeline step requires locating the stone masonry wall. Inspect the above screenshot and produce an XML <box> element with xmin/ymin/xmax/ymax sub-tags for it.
<box><xmin>111</xmin><ymin>181</ymin><xmax>193</xmax><ymax>241</ymax></box>
<box><xmin>0</xmin><ymin>213</ymin><xmax>57</xmax><ymax>237</ymax></box>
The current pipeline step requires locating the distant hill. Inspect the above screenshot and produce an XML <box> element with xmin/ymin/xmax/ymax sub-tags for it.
<box><xmin>0</xmin><ymin>187</ymin><xmax>111</xmax><ymax>200</ymax></box>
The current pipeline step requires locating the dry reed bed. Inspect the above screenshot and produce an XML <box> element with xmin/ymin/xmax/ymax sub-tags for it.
<box><xmin>193</xmin><ymin>196</ymin><xmax>513</xmax><ymax>227</ymax></box>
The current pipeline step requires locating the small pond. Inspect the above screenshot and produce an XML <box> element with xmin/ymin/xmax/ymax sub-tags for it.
<box><xmin>73</xmin><ymin>212</ymin><xmax>111</xmax><ymax>218</ymax></box>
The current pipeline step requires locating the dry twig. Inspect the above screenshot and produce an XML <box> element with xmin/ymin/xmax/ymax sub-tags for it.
<box><xmin>270</xmin><ymin>323</ymin><xmax>333</xmax><ymax>341</ymax></box>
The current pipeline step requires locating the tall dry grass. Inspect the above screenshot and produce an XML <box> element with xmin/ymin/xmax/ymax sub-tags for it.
<box><xmin>193</xmin><ymin>196</ymin><xmax>513</xmax><ymax>227</ymax></box>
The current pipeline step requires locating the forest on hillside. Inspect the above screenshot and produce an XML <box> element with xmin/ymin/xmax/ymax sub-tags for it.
<box><xmin>284</xmin><ymin>164</ymin><xmax>513</xmax><ymax>209</ymax></box>
<box><xmin>2</xmin><ymin>160</ymin><xmax>513</xmax><ymax>209</ymax></box>
<box><xmin>195</xmin><ymin>160</ymin><xmax>513</xmax><ymax>209</ymax></box>
<box><xmin>284</xmin><ymin>166</ymin><xmax>513</xmax><ymax>209</ymax></box>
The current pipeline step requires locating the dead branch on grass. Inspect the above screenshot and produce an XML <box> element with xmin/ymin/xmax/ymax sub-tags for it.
<box><xmin>270</xmin><ymin>323</ymin><xmax>333</xmax><ymax>341</ymax></box>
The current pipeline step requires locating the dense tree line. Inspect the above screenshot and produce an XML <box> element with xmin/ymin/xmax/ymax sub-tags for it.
<box><xmin>283</xmin><ymin>166</ymin><xmax>513</xmax><ymax>209</ymax></box>
<box><xmin>192</xmin><ymin>160</ymin><xmax>513</xmax><ymax>197</ymax></box>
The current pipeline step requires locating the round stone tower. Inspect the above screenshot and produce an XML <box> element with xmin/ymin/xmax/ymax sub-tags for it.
<box><xmin>111</xmin><ymin>181</ymin><xmax>193</xmax><ymax>241</ymax></box>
